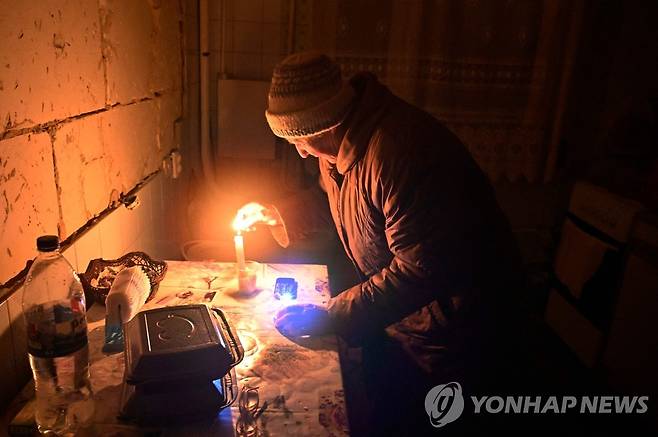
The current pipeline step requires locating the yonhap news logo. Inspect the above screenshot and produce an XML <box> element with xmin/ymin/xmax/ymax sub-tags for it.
<box><xmin>424</xmin><ymin>382</ymin><xmax>649</xmax><ymax>429</ymax></box>
<box><xmin>424</xmin><ymin>382</ymin><xmax>465</xmax><ymax>428</ymax></box>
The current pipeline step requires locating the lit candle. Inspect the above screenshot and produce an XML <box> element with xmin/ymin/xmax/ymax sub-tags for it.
<box><xmin>234</xmin><ymin>232</ymin><xmax>246</xmax><ymax>271</ymax></box>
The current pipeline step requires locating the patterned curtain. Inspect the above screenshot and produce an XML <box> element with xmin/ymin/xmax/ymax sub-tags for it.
<box><xmin>293</xmin><ymin>0</ymin><xmax>581</xmax><ymax>182</ymax></box>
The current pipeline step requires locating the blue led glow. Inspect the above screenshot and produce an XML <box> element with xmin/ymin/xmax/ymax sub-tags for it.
<box><xmin>212</xmin><ymin>378</ymin><xmax>224</xmax><ymax>393</ymax></box>
<box><xmin>274</xmin><ymin>277</ymin><xmax>298</xmax><ymax>300</ymax></box>
<box><xmin>278</xmin><ymin>291</ymin><xmax>294</xmax><ymax>303</ymax></box>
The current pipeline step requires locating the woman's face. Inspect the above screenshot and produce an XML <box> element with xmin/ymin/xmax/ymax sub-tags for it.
<box><xmin>287</xmin><ymin>128</ymin><xmax>341</xmax><ymax>164</ymax></box>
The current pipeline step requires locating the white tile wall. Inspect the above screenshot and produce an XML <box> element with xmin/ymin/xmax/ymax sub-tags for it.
<box><xmin>234</xmin><ymin>21</ymin><xmax>263</xmax><ymax>52</ymax></box>
<box><xmin>209</xmin><ymin>0</ymin><xmax>289</xmax><ymax>84</ymax></box>
<box><xmin>221</xmin><ymin>21</ymin><xmax>235</xmax><ymax>53</ymax></box>
<box><xmin>263</xmin><ymin>0</ymin><xmax>284</xmax><ymax>23</ymax></box>
<box><xmin>262</xmin><ymin>54</ymin><xmax>283</xmax><ymax>78</ymax></box>
<box><xmin>262</xmin><ymin>23</ymin><xmax>283</xmax><ymax>54</ymax></box>
<box><xmin>232</xmin><ymin>52</ymin><xmax>263</xmax><ymax>80</ymax></box>
<box><xmin>233</xmin><ymin>0</ymin><xmax>264</xmax><ymax>22</ymax></box>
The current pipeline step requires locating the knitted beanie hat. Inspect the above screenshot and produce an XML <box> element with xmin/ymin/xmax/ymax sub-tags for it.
<box><xmin>265</xmin><ymin>52</ymin><xmax>355</xmax><ymax>138</ymax></box>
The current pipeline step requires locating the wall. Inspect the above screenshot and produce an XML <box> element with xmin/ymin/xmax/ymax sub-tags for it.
<box><xmin>561</xmin><ymin>0</ymin><xmax>658</xmax><ymax>206</ymax></box>
<box><xmin>182</xmin><ymin>0</ymin><xmax>302</xmax><ymax>254</ymax></box>
<box><xmin>0</xmin><ymin>0</ymin><xmax>185</xmax><ymax>409</ymax></box>
<box><xmin>185</xmin><ymin>0</ymin><xmax>569</xmax><ymax>267</ymax></box>
<box><xmin>208</xmin><ymin>0</ymin><xmax>289</xmax><ymax>140</ymax></box>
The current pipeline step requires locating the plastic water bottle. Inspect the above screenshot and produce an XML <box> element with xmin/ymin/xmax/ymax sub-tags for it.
<box><xmin>22</xmin><ymin>235</ymin><xmax>94</xmax><ymax>435</ymax></box>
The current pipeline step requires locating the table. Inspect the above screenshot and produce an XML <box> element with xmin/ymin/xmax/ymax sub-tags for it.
<box><xmin>7</xmin><ymin>261</ymin><xmax>350</xmax><ymax>436</ymax></box>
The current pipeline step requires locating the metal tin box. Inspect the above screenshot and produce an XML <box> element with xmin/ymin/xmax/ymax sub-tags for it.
<box><xmin>119</xmin><ymin>367</ymin><xmax>239</xmax><ymax>425</ymax></box>
<box><xmin>123</xmin><ymin>304</ymin><xmax>243</xmax><ymax>385</ymax></box>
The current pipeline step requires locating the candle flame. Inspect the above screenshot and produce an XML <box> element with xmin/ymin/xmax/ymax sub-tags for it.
<box><xmin>232</xmin><ymin>202</ymin><xmax>271</xmax><ymax>233</ymax></box>
<box><xmin>232</xmin><ymin>214</ymin><xmax>249</xmax><ymax>233</ymax></box>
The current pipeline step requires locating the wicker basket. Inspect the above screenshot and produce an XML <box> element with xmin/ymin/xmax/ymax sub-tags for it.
<box><xmin>79</xmin><ymin>252</ymin><xmax>168</xmax><ymax>305</ymax></box>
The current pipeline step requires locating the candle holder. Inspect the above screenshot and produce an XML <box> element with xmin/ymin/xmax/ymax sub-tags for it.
<box><xmin>235</xmin><ymin>261</ymin><xmax>262</xmax><ymax>295</ymax></box>
<box><xmin>237</xmin><ymin>268</ymin><xmax>257</xmax><ymax>293</ymax></box>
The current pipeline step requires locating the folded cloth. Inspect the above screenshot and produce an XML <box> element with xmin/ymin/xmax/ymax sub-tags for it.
<box><xmin>105</xmin><ymin>266</ymin><xmax>151</xmax><ymax>326</ymax></box>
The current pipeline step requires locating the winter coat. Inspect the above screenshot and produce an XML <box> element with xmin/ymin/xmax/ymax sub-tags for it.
<box><xmin>273</xmin><ymin>73</ymin><xmax>525</xmax><ymax>381</ymax></box>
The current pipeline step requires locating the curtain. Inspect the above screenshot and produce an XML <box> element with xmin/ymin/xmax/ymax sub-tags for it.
<box><xmin>293</xmin><ymin>0</ymin><xmax>582</xmax><ymax>182</ymax></box>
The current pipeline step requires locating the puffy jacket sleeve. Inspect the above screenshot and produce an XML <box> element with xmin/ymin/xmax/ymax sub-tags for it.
<box><xmin>327</xmin><ymin>127</ymin><xmax>495</xmax><ymax>344</ymax></box>
<box><xmin>270</xmin><ymin>174</ymin><xmax>334</xmax><ymax>248</ymax></box>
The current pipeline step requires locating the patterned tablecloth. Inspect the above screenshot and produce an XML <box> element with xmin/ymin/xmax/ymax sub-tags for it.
<box><xmin>9</xmin><ymin>261</ymin><xmax>350</xmax><ymax>437</ymax></box>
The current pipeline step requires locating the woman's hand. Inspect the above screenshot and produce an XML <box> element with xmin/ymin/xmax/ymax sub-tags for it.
<box><xmin>274</xmin><ymin>304</ymin><xmax>333</xmax><ymax>338</ymax></box>
<box><xmin>233</xmin><ymin>202</ymin><xmax>281</xmax><ymax>232</ymax></box>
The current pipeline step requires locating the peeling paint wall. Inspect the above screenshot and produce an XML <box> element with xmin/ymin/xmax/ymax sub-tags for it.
<box><xmin>0</xmin><ymin>0</ymin><xmax>186</xmax><ymax>408</ymax></box>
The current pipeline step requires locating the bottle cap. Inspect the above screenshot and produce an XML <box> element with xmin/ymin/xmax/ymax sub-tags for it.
<box><xmin>36</xmin><ymin>235</ymin><xmax>60</xmax><ymax>252</ymax></box>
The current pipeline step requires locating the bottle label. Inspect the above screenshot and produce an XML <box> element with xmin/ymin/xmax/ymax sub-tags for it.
<box><xmin>25</xmin><ymin>300</ymin><xmax>88</xmax><ymax>358</ymax></box>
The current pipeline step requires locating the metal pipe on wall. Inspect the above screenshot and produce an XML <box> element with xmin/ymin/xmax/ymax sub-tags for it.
<box><xmin>199</xmin><ymin>0</ymin><xmax>219</xmax><ymax>193</ymax></box>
